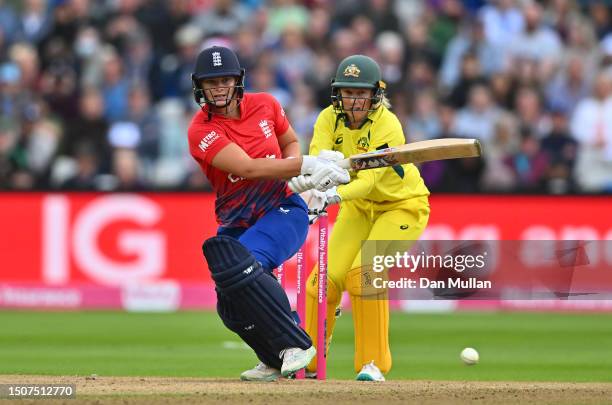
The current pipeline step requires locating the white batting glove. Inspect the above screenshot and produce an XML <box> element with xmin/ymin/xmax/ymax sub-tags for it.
<box><xmin>299</xmin><ymin>189</ymin><xmax>326</xmax><ymax>224</ymax></box>
<box><xmin>288</xmin><ymin>175</ymin><xmax>313</xmax><ymax>193</ymax></box>
<box><xmin>310</xmin><ymin>164</ymin><xmax>350</xmax><ymax>191</ymax></box>
<box><xmin>318</xmin><ymin>150</ymin><xmax>344</xmax><ymax>162</ymax></box>
<box><xmin>325</xmin><ymin>186</ymin><xmax>341</xmax><ymax>205</ymax></box>
<box><xmin>300</xmin><ymin>155</ymin><xmax>328</xmax><ymax>175</ymax></box>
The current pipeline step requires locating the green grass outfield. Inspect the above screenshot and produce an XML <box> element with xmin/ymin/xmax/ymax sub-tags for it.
<box><xmin>0</xmin><ymin>311</ymin><xmax>611</xmax><ymax>382</ymax></box>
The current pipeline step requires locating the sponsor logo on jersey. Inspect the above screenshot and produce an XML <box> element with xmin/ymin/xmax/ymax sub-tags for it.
<box><xmin>335</xmin><ymin>136</ymin><xmax>343</xmax><ymax>145</ymax></box>
<box><xmin>343</xmin><ymin>63</ymin><xmax>361</xmax><ymax>78</ymax></box>
<box><xmin>400</xmin><ymin>224</ymin><xmax>410</xmax><ymax>230</ymax></box>
<box><xmin>212</xmin><ymin>51</ymin><xmax>222</xmax><ymax>66</ymax></box>
<box><xmin>199</xmin><ymin>130</ymin><xmax>219</xmax><ymax>152</ymax></box>
<box><xmin>259</xmin><ymin>120</ymin><xmax>272</xmax><ymax>138</ymax></box>
<box><xmin>279</xmin><ymin>207</ymin><xmax>290</xmax><ymax>214</ymax></box>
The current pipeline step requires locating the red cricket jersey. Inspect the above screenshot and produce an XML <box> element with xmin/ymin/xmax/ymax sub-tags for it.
<box><xmin>188</xmin><ymin>92</ymin><xmax>292</xmax><ymax>229</ymax></box>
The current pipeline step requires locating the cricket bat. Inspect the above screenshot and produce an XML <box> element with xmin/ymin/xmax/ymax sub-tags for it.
<box><xmin>336</xmin><ymin>138</ymin><xmax>482</xmax><ymax>171</ymax></box>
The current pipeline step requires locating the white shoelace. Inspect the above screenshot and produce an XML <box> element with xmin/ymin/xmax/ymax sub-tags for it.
<box><xmin>255</xmin><ymin>362</ymin><xmax>269</xmax><ymax>371</ymax></box>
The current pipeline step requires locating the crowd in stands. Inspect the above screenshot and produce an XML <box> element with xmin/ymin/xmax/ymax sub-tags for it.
<box><xmin>0</xmin><ymin>0</ymin><xmax>611</xmax><ymax>193</ymax></box>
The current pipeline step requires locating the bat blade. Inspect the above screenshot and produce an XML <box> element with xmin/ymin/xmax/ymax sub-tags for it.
<box><xmin>337</xmin><ymin>138</ymin><xmax>482</xmax><ymax>171</ymax></box>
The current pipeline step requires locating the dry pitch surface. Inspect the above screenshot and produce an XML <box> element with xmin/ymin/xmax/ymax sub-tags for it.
<box><xmin>1</xmin><ymin>375</ymin><xmax>611</xmax><ymax>405</ymax></box>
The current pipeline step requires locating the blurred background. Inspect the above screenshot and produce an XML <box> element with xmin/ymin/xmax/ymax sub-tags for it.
<box><xmin>0</xmin><ymin>0</ymin><xmax>611</xmax><ymax>194</ymax></box>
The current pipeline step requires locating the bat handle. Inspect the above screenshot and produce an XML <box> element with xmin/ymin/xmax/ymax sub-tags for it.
<box><xmin>335</xmin><ymin>158</ymin><xmax>351</xmax><ymax>170</ymax></box>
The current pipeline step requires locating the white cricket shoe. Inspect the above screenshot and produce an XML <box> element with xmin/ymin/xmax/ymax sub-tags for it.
<box><xmin>356</xmin><ymin>361</ymin><xmax>385</xmax><ymax>382</ymax></box>
<box><xmin>240</xmin><ymin>362</ymin><xmax>281</xmax><ymax>382</ymax></box>
<box><xmin>279</xmin><ymin>346</ymin><xmax>316</xmax><ymax>377</ymax></box>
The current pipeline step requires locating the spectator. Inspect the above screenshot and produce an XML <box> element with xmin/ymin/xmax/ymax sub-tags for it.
<box><xmin>25</xmin><ymin>116</ymin><xmax>62</xmax><ymax>186</ymax></box>
<box><xmin>59</xmin><ymin>86</ymin><xmax>110</xmax><ymax>171</ymax></box>
<box><xmin>514</xmin><ymin>86</ymin><xmax>551</xmax><ymax>138</ymax></box>
<box><xmin>406</xmin><ymin>89</ymin><xmax>441</xmax><ymax>141</ymax></box>
<box><xmin>350</xmin><ymin>14</ymin><xmax>377</xmax><ymax>56</ymax></box>
<box><xmin>39</xmin><ymin>63</ymin><xmax>79</xmax><ymax>121</ymax></box>
<box><xmin>99</xmin><ymin>46</ymin><xmax>130</xmax><ymax>121</ymax></box>
<box><xmin>331</xmin><ymin>28</ymin><xmax>359</xmax><ymax>61</ymax></box>
<box><xmin>587</xmin><ymin>2</ymin><xmax>611</xmax><ymax>40</ymax></box>
<box><xmin>305</xmin><ymin>7</ymin><xmax>331</xmax><ymax>52</ymax></box>
<box><xmin>127</xmin><ymin>84</ymin><xmax>160</xmax><ymax>168</ymax></box>
<box><xmin>481</xmin><ymin>113</ymin><xmax>519</xmax><ymax>191</ymax></box>
<box><xmin>440</xmin><ymin>18</ymin><xmax>505</xmax><ymax>89</ymax></box>
<box><xmin>367</xmin><ymin>0</ymin><xmax>401</xmax><ymax>34</ymax></box>
<box><xmin>0</xmin><ymin>119</ymin><xmax>24</xmax><ymax>189</ymax></box>
<box><xmin>146</xmin><ymin>0</ymin><xmax>191</xmax><ymax>56</ymax></box>
<box><xmin>9</xmin><ymin>42</ymin><xmax>40</xmax><ymax>91</ymax></box>
<box><xmin>571</xmin><ymin>72</ymin><xmax>612</xmax><ymax>192</ymax></box>
<box><xmin>303</xmin><ymin>50</ymin><xmax>336</xmax><ymax>109</ymax></box>
<box><xmin>545</xmin><ymin>53</ymin><xmax>591</xmax><ymax>116</ymax></box>
<box><xmin>153</xmin><ymin>24</ymin><xmax>202</xmax><ymax>102</ymax></box>
<box><xmin>0</xmin><ymin>0</ymin><xmax>18</xmax><ymax>45</ymax></box>
<box><xmin>275</xmin><ymin>25</ymin><xmax>314</xmax><ymax>83</ymax></box>
<box><xmin>403</xmin><ymin>20</ymin><xmax>438</xmax><ymax>69</ymax></box>
<box><xmin>248</xmin><ymin>64</ymin><xmax>291</xmax><ymax>108</ymax></box>
<box><xmin>288</xmin><ymin>82</ymin><xmax>319</xmax><ymax>154</ymax></box>
<box><xmin>0</xmin><ymin>0</ymin><xmax>610</xmax><ymax>194</ymax></box>
<box><xmin>507</xmin><ymin>1</ymin><xmax>563</xmax><ymax>78</ymax></box>
<box><xmin>266</xmin><ymin>0</ymin><xmax>309</xmax><ymax>40</ymax></box>
<box><xmin>0</xmin><ymin>62</ymin><xmax>35</xmax><ymax>120</ymax></box>
<box><xmin>565</xmin><ymin>16</ymin><xmax>599</xmax><ymax>74</ymax></box>
<box><xmin>489</xmin><ymin>72</ymin><xmax>514</xmax><ymax>109</ymax></box>
<box><xmin>541</xmin><ymin>107</ymin><xmax>578</xmax><ymax>194</ymax></box>
<box><xmin>110</xmin><ymin>148</ymin><xmax>146</xmax><ymax>191</ymax></box>
<box><xmin>375</xmin><ymin>31</ymin><xmax>404</xmax><ymax>89</ymax></box>
<box><xmin>447</xmin><ymin>52</ymin><xmax>486</xmax><ymax>108</ymax></box>
<box><xmin>427</xmin><ymin>0</ymin><xmax>464</xmax><ymax>59</ymax></box>
<box><xmin>15</xmin><ymin>0</ymin><xmax>53</xmax><ymax>45</ymax></box>
<box><xmin>234</xmin><ymin>27</ymin><xmax>262</xmax><ymax>73</ymax></box>
<box><xmin>122</xmin><ymin>28</ymin><xmax>154</xmax><ymax>88</ymax></box>
<box><xmin>478</xmin><ymin>0</ymin><xmax>524</xmax><ymax>47</ymax></box>
<box><xmin>454</xmin><ymin>84</ymin><xmax>501</xmax><ymax>143</ymax></box>
<box><xmin>60</xmin><ymin>142</ymin><xmax>100</xmax><ymax>190</ymax></box>
<box><xmin>504</xmin><ymin>129</ymin><xmax>549</xmax><ymax>192</ymax></box>
<box><xmin>542</xmin><ymin>0</ymin><xmax>581</xmax><ymax>42</ymax></box>
<box><xmin>74</xmin><ymin>26</ymin><xmax>104</xmax><ymax>87</ymax></box>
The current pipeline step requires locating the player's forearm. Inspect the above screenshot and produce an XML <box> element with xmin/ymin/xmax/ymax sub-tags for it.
<box><xmin>237</xmin><ymin>157</ymin><xmax>302</xmax><ymax>180</ymax></box>
<box><xmin>281</xmin><ymin>139</ymin><xmax>301</xmax><ymax>159</ymax></box>
<box><xmin>337</xmin><ymin>171</ymin><xmax>377</xmax><ymax>201</ymax></box>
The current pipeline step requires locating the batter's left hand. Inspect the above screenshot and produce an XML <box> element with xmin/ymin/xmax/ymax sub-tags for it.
<box><xmin>324</xmin><ymin>186</ymin><xmax>341</xmax><ymax>205</ymax></box>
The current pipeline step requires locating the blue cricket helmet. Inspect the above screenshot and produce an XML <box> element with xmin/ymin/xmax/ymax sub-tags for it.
<box><xmin>192</xmin><ymin>46</ymin><xmax>244</xmax><ymax>80</ymax></box>
<box><xmin>191</xmin><ymin>46</ymin><xmax>245</xmax><ymax>109</ymax></box>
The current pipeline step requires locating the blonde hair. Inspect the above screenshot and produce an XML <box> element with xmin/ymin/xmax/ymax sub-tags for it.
<box><xmin>379</xmin><ymin>94</ymin><xmax>391</xmax><ymax>109</ymax></box>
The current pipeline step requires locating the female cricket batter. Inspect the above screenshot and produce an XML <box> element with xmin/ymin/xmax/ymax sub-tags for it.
<box><xmin>290</xmin><ymin>55</ymin><xmax>430</xmax><ymax>381</ymax></box>
<box><xmin>187</xmin><ymin>46</ymin><xmax>349</xmax><ymax>381</ymax></box>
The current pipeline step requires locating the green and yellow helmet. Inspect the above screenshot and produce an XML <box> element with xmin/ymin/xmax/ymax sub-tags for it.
<box><xmin>331</xmin><ymin>55</ymin><xmax>387</xmax><ymax>114</ymax></box>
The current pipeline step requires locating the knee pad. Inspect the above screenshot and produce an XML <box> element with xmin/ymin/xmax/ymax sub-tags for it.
<box><xmin>306</xmin><ymin>268</ymin><xmax>341</xmax><ymax>305</ymax></box>
<box><xmin>203</xmin><ymin>236</ymin><xmax>263</xmax><ymax>293</ymax></box>
<box><xmin>346</xmin><ymin>265</ymin><xmax>388</xmax><ymax>298</ymax></box>
<box><xmin>346</xmin><ymin>267</ymin><xmax>391</xmax><ymax>374</ymax></box>
<box><xmin>204</xmin><ymin>236</ymin><xmax>312</xmax><ymax>354</ymax></box>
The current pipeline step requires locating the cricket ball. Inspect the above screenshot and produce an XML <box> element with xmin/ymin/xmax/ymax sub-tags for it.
<box><xmin>460</xmin><ymin>347</ymin><xmax>479</xmax><ymax>365</ymax></box>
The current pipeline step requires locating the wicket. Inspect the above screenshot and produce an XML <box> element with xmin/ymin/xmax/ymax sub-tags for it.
<box><xmin>275</xmin><ymin>208</ymin><xmax>328</xmax><ymax>380</ymax></box>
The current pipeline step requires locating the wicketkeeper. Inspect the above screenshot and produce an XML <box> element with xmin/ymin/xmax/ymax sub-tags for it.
<box><xmin>291</xmin><ymin>55</ymin><xmax>431</xmax><ymax>381</ymax></box>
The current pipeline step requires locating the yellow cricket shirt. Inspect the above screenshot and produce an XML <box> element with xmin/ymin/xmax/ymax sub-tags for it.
<box><xmin>310</xmin><ymin>105</ymin><xmax>429</xmax><ymax>204</ymax></box>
